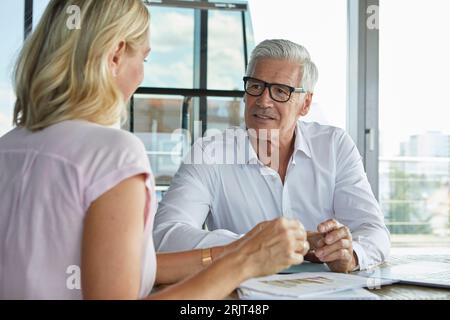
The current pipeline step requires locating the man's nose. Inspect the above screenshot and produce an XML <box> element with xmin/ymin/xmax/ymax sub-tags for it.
<box><xmin>256</xmin><ymin>87</ymin><xmax>274</xmax><ymax>107</ymax></box>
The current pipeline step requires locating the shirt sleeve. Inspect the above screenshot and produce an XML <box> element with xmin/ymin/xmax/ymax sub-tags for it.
<box><xmin>82</xmin><ymin>131</ymin><xmax>153</xmax><ymax>217</ymax></box>
<box><xmin>153</xmin><ymin>141</ymin><xmax>241</xmax><ymax>252</ymax></box>
<box><xmin>333</xmin><ymin>130</ymin><xmax>391</xmax><ymax>270</ymax></box>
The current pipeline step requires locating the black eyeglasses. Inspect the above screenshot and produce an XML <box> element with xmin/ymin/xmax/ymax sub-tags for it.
<box><xmin>243</xmin><ymin>76</ymin><xmax>306</xmax><ymax>103</ymax></box>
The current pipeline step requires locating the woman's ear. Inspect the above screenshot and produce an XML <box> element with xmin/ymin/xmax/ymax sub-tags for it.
<box><xmin>299</xmin><ymin>93</ymin><xmax>313</xmax><ymax>116</ymax></box>
<box><xmin>109</xmin><ymin>41</ymin><xmax>126</xmax><ymax>77</ymax></box>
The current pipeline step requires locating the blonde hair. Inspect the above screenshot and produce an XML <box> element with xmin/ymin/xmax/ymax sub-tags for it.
<box><xmin>13</xmin><ymin>0</ymin><xmax>150</xmax><ymax>131</ymax></box>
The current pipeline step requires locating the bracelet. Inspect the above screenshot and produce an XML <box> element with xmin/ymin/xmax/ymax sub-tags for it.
<box><xmin>201</xmin><ymin>248</ymin><xmax>213</xmax><ymax>267</ymax></box>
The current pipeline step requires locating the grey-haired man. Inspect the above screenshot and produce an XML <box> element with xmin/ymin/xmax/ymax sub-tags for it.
<box><xmin>153</xmin><ymin>39</ymin><xmax>390</xmax><ymax>273</ymax></box>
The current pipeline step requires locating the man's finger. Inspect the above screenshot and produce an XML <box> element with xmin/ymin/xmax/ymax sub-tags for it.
<box><xmin>292</xmin><ymin>228</ymin><xmax>307</xmax><ymax>241</ymax></box>
<box><xmin>319</xmin><ymin>248</ymin><xmax>352</xmax><ymax>263</ymax></box>
<box><xmin>276</xmin><ymin>217</ymin><xmax>305</xmax><ymax>232</ymax></box>
<box><xmin>317</xmin><ymin>219</ymin><xmax>342</xmax><ymax>233</ymax></box>
<box><xmin>315</xmin><ymin>239</ymin><xmax>351</xmax><ymax>259</ymax></box>
<box><xmin>303</xmin><ymin>240</ymin><xmax>310</xmax><ymax>255</ymax></box>
<box><xmin>323</xmin><ymin>227</ymin><xmax>352</xmax><ymax>245</ymax></box>
<box><xmin>289</xmin><ymin>252</ymin><xmax>304</xmax><ymax>265</ymax></box>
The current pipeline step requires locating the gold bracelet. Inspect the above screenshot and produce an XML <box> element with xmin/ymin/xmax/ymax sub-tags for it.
<box><xmin>201</xmin><ymin>248</ymin><xmax>213</xmax><ymax>267</ymax></box>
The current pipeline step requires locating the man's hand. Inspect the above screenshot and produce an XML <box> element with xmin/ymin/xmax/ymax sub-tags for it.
<box><xmin>305</xmin><ymin>231</ymin><xmax>325</xmax><ymax>263</ymax></box>
<box><xmin>309</xmin><ymin>219</ymin><xmax>358</xmax><ymax>273</ymax></box>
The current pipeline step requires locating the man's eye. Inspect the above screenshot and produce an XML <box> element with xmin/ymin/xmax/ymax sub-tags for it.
<box><xmin>276</xmin><ymin>87</ymin><xmax>288</xmax><ymax>95</ymax></box>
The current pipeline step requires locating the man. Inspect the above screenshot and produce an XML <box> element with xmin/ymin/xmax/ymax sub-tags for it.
<box><xmin>153</xmin><ymin>39</ymin><xmax>390</xmax><ymax>273</ymax></box>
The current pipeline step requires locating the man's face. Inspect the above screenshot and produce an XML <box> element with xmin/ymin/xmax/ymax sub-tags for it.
<box><xmin>244</xmin><ymin>58</ymin><xmax>311</xmax><ymax>137</ymax></box>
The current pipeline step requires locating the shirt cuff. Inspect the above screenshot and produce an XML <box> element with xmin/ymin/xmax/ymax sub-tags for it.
<box><xmin>352</xmin><ymin>241</ymin><xmax>368</xmax><ymax>271</ymax></box>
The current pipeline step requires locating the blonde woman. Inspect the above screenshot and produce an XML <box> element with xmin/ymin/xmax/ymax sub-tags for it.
<box><xmin>0</xmin><ymin>0</ymin><xmax>309</xmax><ymax>300</ymax></box>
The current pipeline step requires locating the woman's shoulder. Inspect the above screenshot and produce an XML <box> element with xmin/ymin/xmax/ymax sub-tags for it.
<box><xmin>53</xmin><ymin>120</ymin><xmax>146</xmax><ymax>153</ymax></box>
<box><xmin>38</xmin><ymin>120</ymin><xmax>148</xmax><ymax>173</ymax></box>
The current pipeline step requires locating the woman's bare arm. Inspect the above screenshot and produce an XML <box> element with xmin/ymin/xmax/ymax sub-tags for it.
<box><xmin>81</xmin><ymin>175</ymin><xmax>308</xmax><ymax>300</ymax></box>
<box><xmin>81</xmin><ymin>175</ymin><xmax>147</xmax><ymax>300</ymax></box>
<box><xmin>155</xmin><ymin>246</ymin><xmax>228</xmax><ymax>285</ymax></box>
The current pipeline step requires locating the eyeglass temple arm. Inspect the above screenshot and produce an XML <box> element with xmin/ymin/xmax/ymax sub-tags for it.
<box><xmin>294</xmin><ymin>87</ymin><xmax>307</xmax><ymax>93</ymax></box>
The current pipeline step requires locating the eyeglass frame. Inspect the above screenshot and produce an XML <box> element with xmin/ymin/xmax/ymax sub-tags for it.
<box><xmin>243</xmin><ymin>76</ymin><xmax>307</xmax><ymax>103</ymax></box>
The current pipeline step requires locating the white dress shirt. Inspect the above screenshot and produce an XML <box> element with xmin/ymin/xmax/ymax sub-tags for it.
<box><xmin>153</xmin><ymin>121</ymin><xmax>390</xmax><ymax>270</ymax></box>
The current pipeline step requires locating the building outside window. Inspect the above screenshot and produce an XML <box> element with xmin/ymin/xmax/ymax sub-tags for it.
<box><xmin>379</xmin><ymin>0</ymin><xmax>450</xmax><ymax>246</ymax></box>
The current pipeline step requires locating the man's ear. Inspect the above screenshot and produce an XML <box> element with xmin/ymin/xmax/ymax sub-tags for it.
<box><xmin>299</xmin><ymin>93</ymin><xmax>313</xmax><ymax>116</ymax></box>
<box><xmin>109</xmin><ymin>41</ymin><xmax>126</xmax><ymax>77</ymax></box>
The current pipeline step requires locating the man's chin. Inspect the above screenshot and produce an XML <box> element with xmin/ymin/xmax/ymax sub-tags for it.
<box><xmin>246</xmin><ymin>121</ymin><xmax>279</xmax><ymax>132</ymax></box>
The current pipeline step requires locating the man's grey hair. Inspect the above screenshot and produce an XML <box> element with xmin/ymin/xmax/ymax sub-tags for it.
<box><xmin>246</xmin><ymin>39</ymin><xmax>319</xmax><ymax>93</ymax></box>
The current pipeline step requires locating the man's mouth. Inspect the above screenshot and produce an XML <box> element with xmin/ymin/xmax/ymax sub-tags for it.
<box><xmin>253</xmin><ymin>114</ymin><xmax>276</xmax><ymax>120</ymax></box>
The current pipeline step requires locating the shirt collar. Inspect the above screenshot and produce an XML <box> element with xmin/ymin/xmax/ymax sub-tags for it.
<box><xmin>293</xmin><ymin>121</ymin><xmax>312</xmax><ymax>160</ymax></box>
<box><xmin>234</xmin><ymin>124</ymin><xmax>259</xmax><ymax>165</ymax></box>
<box><xmin>240</xmin><ymin>121</ymin><xmax>312</xmax><ymax>166</ymax></box>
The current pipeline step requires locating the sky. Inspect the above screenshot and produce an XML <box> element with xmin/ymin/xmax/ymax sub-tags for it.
<box><xmin>0</xmin><ymin>1</ymin><xmax>23</xmax><ymax>136</ymax></box>
<box><xmin>1</xmin><ymin>0</ymin><xmax>449</xmax><ymax>158</ymax></box>
<box><xmin>0</xmin><ymin>0</ymin><xmax>48</xmax><ymax>136</ymax></box>
<box><xmin>248</xmin><ymin>0</ymin><xmax>450</xmax><ymax>156</ymax></box>
<box><xmin>378</xmin><ymin>0</ymin><xmax>450</xmax><ymax>156</ymax></box>
<box><xmin>248</xmin><ymin>0</ymin><xmax>348</xmax><ymax>130</ymax></box>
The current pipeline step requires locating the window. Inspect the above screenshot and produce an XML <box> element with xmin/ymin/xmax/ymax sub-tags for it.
<box><xmin>142</xmin><ymin>7</ymin><xmax>195</xmax><ymax>88</ymax></box>
<box><xmin>130</xmin><ymin>1</ymin><xmax>252</xmax><ymax>188</ymax></box>
<box><xmin>379</xmin><ymin>0</ymin><xmax>450</xmax><ymax>246</ymax></box>
<box><xmin>208</xmin><ymin>10</ymin><xmax>246</xmax><ymax>90</ymax></box>
<box><xmin>33</xmin><ymin>0</ymin><xmax>50</xmax><ymax>28</ymax></box>
<box><xmin>0</xmin><ymin>1</ymin><xmax>24</xmax><ymax>137</ymax></box>
<box><xmin>130</xmin><ymin>94</ymin><xmax>193</xmax><ymax>186</ymax></box>
<box><xmin>248</xmin><ymin>0</ymin><xmax>348</xmax><ymax>129</ymax></box>
<box><xmin>207</xmin><ymin>97</ymin><xmax>244</xmax><ymax>132</ymax></box>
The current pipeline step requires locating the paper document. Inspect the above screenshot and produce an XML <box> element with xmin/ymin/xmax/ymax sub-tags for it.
<box><xmin>239</xmin><ymin>272</ymin><xmax>395</xmax><ymax>299</ymax></box>
<box><xmin>238</xmin><ymin>287</ymin><xmax>380</xmax><ymax>300</ymax></box>
<box><xmin>356</xmin><ymin>261</ymin><xmax>450</xmax><ymax>289</ymax></box>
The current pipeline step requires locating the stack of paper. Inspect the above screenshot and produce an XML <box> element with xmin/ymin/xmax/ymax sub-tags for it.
<box><xmin>238</xmin><ymin>287</ymin><xmax>381</xmax><ymax>300</ymax></box>
<box><xmin>238</xmin><ymin>272</ymin><xmax>395</xmax><ymax>300</ymax></box>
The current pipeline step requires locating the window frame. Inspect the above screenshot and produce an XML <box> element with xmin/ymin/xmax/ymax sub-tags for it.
<box><xmin>24</xmin><ymin>0</ymin><xmax>33</xmax><ymax>40</ymax></box>
<box><xmin>347</xmin><ymin>0</ymin><xmax>380</xmax><ymax>199</ymax></box>
<box><xmin>133</xmin><ymin>1</ymin><xmax>251</xmax><ymax>138</ymax></box>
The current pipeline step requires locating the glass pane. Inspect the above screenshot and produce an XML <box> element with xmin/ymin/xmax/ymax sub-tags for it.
<box><xmin>207</xmin><ymin>10</ymin><xmax>246</xmax><ymax>90</ymax></box>
<box><xmin>206</xmin><ymin>97</ymin><xmax>244</xmax><ymax>135</ymax></box>
<box><xmin>33</xmin><ymin>0</ymin><xmax>50</xmax><ymax>29</ymax></box>
<box><xmin>131</xmin><ymin>94</ymin><xmax>192</xmax><ymax>186</ymax></box>
<box><xmin>379</xmin><ymin>0</ymin><xmax>450</xmax><ymax>246</ymax></box>
<box><xmin>247</xmin><ymin>0</ymin><xmax>347</xmax><ymax>129</ymax></box>
<box><xmin>142</xmin><ymin>7</ymin><xmax>195</xmax><ymax>88</ymax></box>
<box><xmin>244</xmin><ymin>10</ymin><xmax>256</xmax><ymax>63</ymax></box>
<box><xmin>0</xmin><ymin>1</ymin><xmax>24</xmax><ymax>137</ymax></box>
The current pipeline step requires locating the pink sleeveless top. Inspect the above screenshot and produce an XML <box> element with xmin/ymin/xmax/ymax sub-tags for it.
<box><xmin>0</xmin><ymin>120</ymin><xmax>157</xmax><ymax>299</ymax></box>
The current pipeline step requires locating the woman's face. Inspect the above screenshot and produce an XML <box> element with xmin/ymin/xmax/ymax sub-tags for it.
<box><xmin>113</xmin><ymin>33</ymin><xmax>151</xmax><ymax>101</ymax></box>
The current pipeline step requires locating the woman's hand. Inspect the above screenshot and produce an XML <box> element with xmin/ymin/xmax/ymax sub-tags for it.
<box><xmin>149</xmin><ymin>218</ymin><xmax>309</xmax><ymax>300</ymax></box>
<box><xmin>231</xmin><ymin>218</ymin><xmax>309</xmax><ymax>279</ymax></box>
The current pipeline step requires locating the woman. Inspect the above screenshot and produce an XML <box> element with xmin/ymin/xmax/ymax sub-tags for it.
<box><xmin>0</xmin><ymin>0</ymin><xmax>309</xmax><ymax>300</ymax></box>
